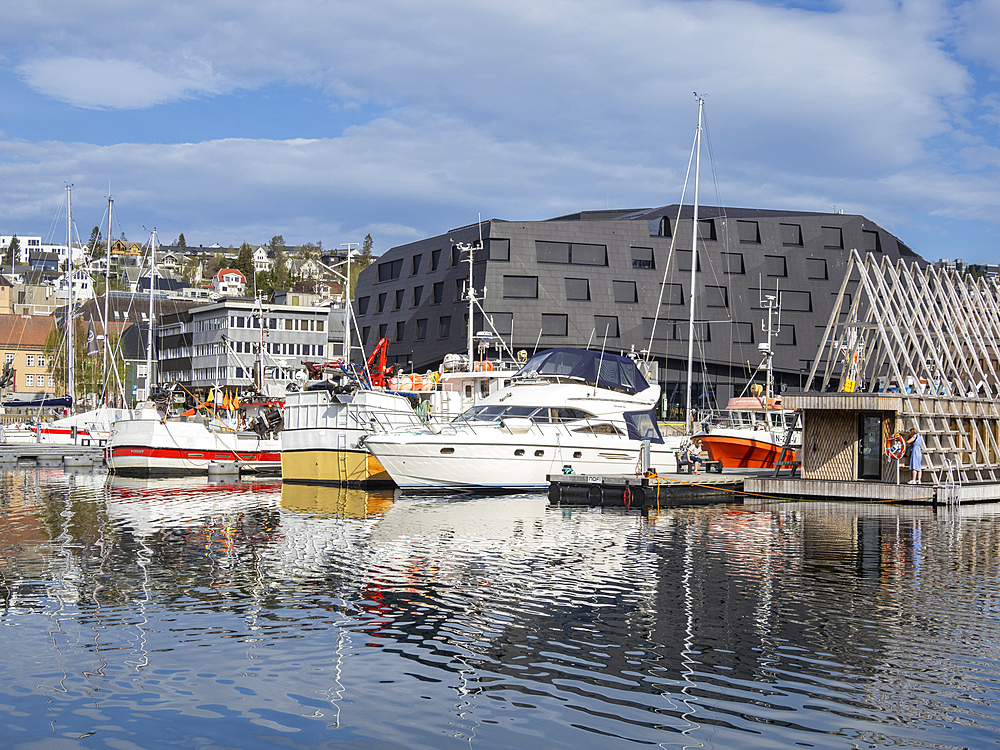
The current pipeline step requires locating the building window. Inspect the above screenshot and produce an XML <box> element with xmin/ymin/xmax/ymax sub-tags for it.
<box><xmin>776</xmin><ymin>324</ymin><xmax>796</xmax><ymax>345</ymax></box>
<box><xmin>38</xmin><ymin>355</ymin><xmax>45</xmax><ymax>367</ymax></box>
<box><xmin>26</xmin><ymin>354</ymin><xmax>35</xmax><ymax>367</ymax></box>
<box><xmin>411</xmin><ymin>254</ymin><xmax>423</xmax><ymax>275</ymax></box>
<box><xmin>488</xmin><ymin>238</ymin><xmax>510</xmax><ymax>261</ymax></box>
<box><xmin>705</xmin><ymin>285</ymin><xmax>728</xmax><ymax>308</ymax></box>
<box><xmin>780</xmin><ymin>290</ymin><xmax>813</xmax><ymax>312</ymax></box>
<box><xmin>357</xmin><ymin>296</ymin><xmax>370</xmax><ymax>315</ymax></box>
<box><xmin>432</xmin><ymin>282</ymin><xmax>443</xmax><ymax>304</ymax></box>
<box><xmin>721</xmin><ymin>252</ymin><xmax>745</xmax><ymax>274</ymax></box>
<box><xmin>660</xmin><ymin>283</ymin><xmax>684</xmax><ymax>306</ymax></box>
<box><xmin>395</xmin><ymin>321</ymin><xmax>405</xmax><ymax>340</ymax></box>
<box><xmin>737</xmin><ymin>220</ymin><xmax>760</xmax><ymax>244</ymax></box>
<box><xmin>4</xmin><ymin>353</ymin><xmax>13</xmax><ymax>365</ymax></box>
<box><xmin>822</xmin><ymin>226</ymin><xmax>844</xmax><ymax>249</ymax></box>
<box><xmin>25</xmin><ymin>374</ymin><xmax>34</xmax><ymax>387</ymax></box>
<box><xmin>377</xmin><ymin>259</ymin><xmax>403</xmax><ymax>282</ymax></box>
<box><xmin>437</xmin><ymin>316</ymin><xmax>451</xmax><ymax>338</ymax></box>
<box><xmin>486</xmin><ymin>312</ymin><xmax>513</xmax><ymax>336</ymax></box>
<box><xmin>455</xmin><ymin>278</ymin><xmax>466</xmax><ymax>301</ymax></box>
<box><xmin>503</xmin><ymin>276</ymin><xmax>538</xmax><ymax>298</ymax></box>
<box><xmin>430</xmin><ymin>249</ymin><xmax>441</xmax><ymax>271</ymax></box>
<box><xmin>764</xmin><ymin>255</ymin><xmax>788</xmax><ymax>277</ymax></box>
<box><xmin>535</xmin><ymin>241</ymin><xmax>607</xmax><ymax>266</ymax></box>
<box><xmin>566</xmin><ymin>278</ymin><xmax>590</xmax><ymax>301</ymax></box>
<box><xmin>697</xmin><ymin>219</ymin><xmax>717</xmax><ymax>241</ymax></box>
<box><xmin>805</xmin><ymin>258</ymin><xmax>828</xmax><ymax>280</ymax></box>
<box><xmin>377</xmin><ymin>293</ymin><xmax>387</xmax><ymax>312</ymax></box>
<box><xmin>361</xmin><ymin>326</ymin><xmax>370</xmax><ymax>344</ymax></box>
<box><xmin>412</xmin><ymin>286</ymin><xmax>423</xmax><ymax>306</ymax></box>
<box><xmin>732</xmin><ymin>322</ymin><xmax>754</xmax><ymax>343</ymax></box>
<box><xmin>613</xmin><ymin>280</ymin><xmax>638</xmax><ymax>303</ymax></box>
<box><xmin>594</xmin><ymin>315</ymin><xmax>619</xmax><ymax>338</ymax></box>
<box><xmin>780</xmin><ymin>223</ymin><xmax>803</xmax><ymax>246</ymax></box>
<box><xmin>415</xmin><ymin>318</ymin><xmax>427</xmax><ymax>340</ymax></box>
<box><xmin>394</xmin><ymin>289</ymin><xmax>404</xmax><ymax>310</ymax></box>
<box><xmin>863</xmin><ymin>230</ymin><xmax>882</xmax><ymax>253</ymax></box>
<box><xmin>378</xmin><ymin>323</ymin><xmax>388</xmax><ymax>340</ymax></box>
<box><xmin>541</xmin><ymin>314</ymin><xmax>568</xmax><ymax>336</ymax></box>
<box><xmin>631</xmin><ymin>246</ymin><xmax>654</xmax><ymax>269</ymax></box>
<box><xmin>676</xmin><ymin>250</ymin><xmax>701</xmax><ymax>273</ymax></box>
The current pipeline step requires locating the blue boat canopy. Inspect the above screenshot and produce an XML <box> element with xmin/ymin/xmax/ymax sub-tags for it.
<box><xmin>515</xmin><ymin>348</ymin><xmax>649</xmax><ymax>395</ymax></box>
<box><xmin>2</xmin><ymin>395</ymin><xmax>73</xmax><ymax>409</ymax></box>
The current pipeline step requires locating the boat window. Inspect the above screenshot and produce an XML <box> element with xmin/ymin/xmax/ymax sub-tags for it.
<box><xmin>572</xmin><ymin>422</ymin><xmax>623</xmax><ymax>436</ymax></box>
<box><xmin>515</xmin><ymin>449</ymin><xmax>525</xmax><ymax>456</ymax></box>
<box><xmin>440</xmin><ymin>447</ymin><xmax>455</xmax><ymax>454</ymax></box>
<box><xmin>573</xmin><ymin>451</ymin><xmax>582</xmax><ymax>458</ymax></box>
<box><xmin>534</xmin><ymin>450</ymin><xmax>544</xmax><ymax>457</ymax></box>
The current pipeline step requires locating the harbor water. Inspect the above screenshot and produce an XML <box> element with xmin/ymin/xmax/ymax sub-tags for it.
<box><xmin>2</xmin><ymin>467</ymin><xmax>1000</xmax><ymax>749</ymax></box>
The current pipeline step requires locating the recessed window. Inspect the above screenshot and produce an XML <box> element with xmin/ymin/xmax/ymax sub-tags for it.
<box><xmin>412</xmin><ymin>286</ymin><xmax>423</xmax><ymax>306</ymax></box>
<box><xmin>721</xmin><ymin>252</ymin><xmax>745</xmax><ymax>275</ymax></box>
<box><xmin>488</xmin><ymin>238</ymin><xmax>510</xmax><ymax>261</ymax></box>
<box><xmin>503</xmin><ymin>275</ymin><xmax>538</xmax><ymax>298</ymax></box>
<box><xmin>780</xmin><ymin>290</ymin><xmax>813</xmax><ymax>312</ymax></box>
<box><xmin>432</xmin><ymin>282</ymin><xmax>443</xmax><ymax>304</ymax></box>
<box><xmin>437</xmin><ymin>316</ymin><xmax>451</xmax><ymax>339</ymax></box>
<box><xmin>737</xmin><ymin>220</ymin><xmax>760</xmax><ymax>244</ymax></box>
<box><xmin>485</xmin><ymin>312</ymin><xmax>513</xmax><ymax>335</ymax></box>
<box><xmin>705</xmin><ymin>285</ymin><xmax>728</xmax><ymax>308</ymax></box>
<box><xmin>805</xmin><ymin>258</ymin><xmax>828</xmax><ymax>280</ymax></box>
<box><xmin>378</xmin><ymin>323</ymin><xmax>387</xmax><ymax>340</ymax></box>
<box><xmin>732</xmin><ymin>322</ymin><xmax>753</xmax><ymax>343</ymax></box>
<box><xmin>430</xmin><ymin>249</ymin><xmax>441</xmax><ymax>271</ymax></box>
<box><xmin>395</xmin><ymin>321</ymin><xmax>405</xmax><ymax>340</ymax></box>
<box><xmin>631</xmin><ymin>246</ymin><xmax>654</xmax><ymax>269</ymax></box>
<box><xmin>454</xmin><ymin>278</ymin><xmax>466</xmax><ymax>301</ymax></box>
<box><xmin>377</xmin><ymin>259</ymin><xmax>403</xmax><ymax>282</ymax></box>
<box><xmin>393</xmin><ymin>289</ymin><xmax>404</xmax><ymax>310</ymax></box>
<box><xmin>566</xmin><ymin>278</ymin><xmax>590</xmax><ymax>301</ymax></box>
<box><xmin>535</xmin><ymin>240</ymin><xmax>607</xmax><ymax>266</ymax></box>
<box><xmin>863</xmin><ymin>230</ymin><xmax>882</xmax><ymax>253</ymax></box>
<box><xmin>357</xmin><ymin>296</ymin><xmax>370</xmax><ymax>315</ymax></box>
<box><xmin>676</xmin><ymin>249</ymin><xmax>701</xmax><ymax>272</ymax></box>
<box><xmin>822</xmin><ymin>226</ymin><xmax>844</xmax><ymax>249</ymax></box>
<box><xmin>594</xmin><ymin>315</ymin><xmax>619</xmax><ymax>338</ymax></box>
<box><xmin>661</xmin><ymin>283</ymin><xmax>684</xmax><ymax>306</ymax></box>
<box><xmin>764</xmin><ymin>255</ymin><xmax>787</xmax><ymax>277</ymax></box>
<box><xmin>415</xmin><ymin>318</ymin><xmax>427</xmax><ymax>340</ymax></box>
<box><xmin>780</xmin><ymin>223</ymin><xmax>803</xmax><ymax>247</ymax></box>
<box><xmin>377</xmin><ymin>293</ymin><xmax>387</xmax><ymax>312</ymax></box>
<box><xmin>411</xmin><ymin>254</ymin><xmax>423</xmax><ymax>275</ymax></box>
<box><xmin>361</xmin><ymin>326</ymin><xmax>370</xmax><ymax>344</ymax></box>
<box><xmin>775</xmin><ymin>324</ymin><xmax>796</xmax><ymax>346</ymax></box>
<box><xmin>613</xmin><ymin>280</ymin><xmax>638</xmax><ymax>303</ymax></box>
<box><xmin>541</xmin><ymin>313</ymin><xmax>568</xmax><ymax>336</ymax></box>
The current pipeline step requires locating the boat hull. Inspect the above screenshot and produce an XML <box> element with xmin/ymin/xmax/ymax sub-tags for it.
<box><xmin>106</xmin><ymin>417</ymin><xmax>281</xmax><ymax>477</ymax></box>
<box><xmin>698</xmin><ymin>432</ymin><xmax>795</xmax><ymax>469</ymax></box>
<box><xmin>281</xmin><ymin>447</ymin><xmax>394</xmax><ymax>487</ymax></box>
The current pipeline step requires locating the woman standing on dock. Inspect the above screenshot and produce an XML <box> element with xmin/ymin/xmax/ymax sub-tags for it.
<box><xmin>906</xmin><ymin>427</ymin><xmax>923</xmax><ymax>484</ymax></box>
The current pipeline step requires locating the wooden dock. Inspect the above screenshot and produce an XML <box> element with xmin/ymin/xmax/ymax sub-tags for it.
<box><xmin>745</xmin><ymin>475</ymin><xmax>997</xmax><ymax>506</ymax></box>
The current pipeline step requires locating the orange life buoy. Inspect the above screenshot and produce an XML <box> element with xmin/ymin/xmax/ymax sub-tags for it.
<box><xmin>885</xmin><ymin>433</ymin><xmax>906</xmax><ymax>460</ymax></box>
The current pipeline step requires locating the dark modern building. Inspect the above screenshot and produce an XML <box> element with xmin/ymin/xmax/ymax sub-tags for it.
<box><xmin>352</xmin><ymin>205</ymin><xmax>925</xmax><ymax>416</ymax></box>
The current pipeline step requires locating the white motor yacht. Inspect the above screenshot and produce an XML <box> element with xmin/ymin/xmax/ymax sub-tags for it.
<box><xmin>363</xmin><ymin>348</ymin><xmax>684</xmax><ymax>491</ymax></box>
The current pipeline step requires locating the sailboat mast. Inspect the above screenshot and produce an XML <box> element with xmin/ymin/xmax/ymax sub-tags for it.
<box><xmin>684</xmin><ymin>97</ymin><xmax>703</xmax><ymax>433</ymax></box>
<box><xmin>146</xmin><ymin>229</ymin><xmax>157</xmax><ymax>399</ymax></box>
<box><xmin>66</xmin><ymin>185</ymin><xmax>75</xmax><ymax>414</ymax></box>
<box><xmin>103</xmin><ymin>194</ymin><xmax>112</xmax><ymax>406</ymax></box>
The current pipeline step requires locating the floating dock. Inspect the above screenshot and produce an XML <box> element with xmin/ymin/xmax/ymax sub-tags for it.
<box><xmin>0</xmin><ymin>444</ymin><xmax>106</xmax><ymax>469</ymax></box>
<box><xmin>547</xmin><ymin>470</ymin><xmax>764</xmax><ymax>509</ymax></box>
<box><xmin>745</xmin><ymin>475</ymin><xmax>992</xmax><ymax>506</ymax></box>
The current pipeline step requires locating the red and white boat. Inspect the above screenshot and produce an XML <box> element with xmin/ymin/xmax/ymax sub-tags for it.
<box><xmin>106</xmin><ymin>402</ymin><xmax>283</xmax><ymax>477</ymax></box>
<box><xmin>691</xmin><ymin>292</ymin><xmax>800</xmax><ymax>469</ymax></box>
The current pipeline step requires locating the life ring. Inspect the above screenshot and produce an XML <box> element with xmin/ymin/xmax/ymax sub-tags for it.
<box><xmin>885</xmin><ymin>433</ymin><xmax>906</xmax><ymax>460</ymax></box>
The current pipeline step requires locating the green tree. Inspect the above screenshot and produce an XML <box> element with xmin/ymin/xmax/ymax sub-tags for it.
<box><xmin>175</xmin><ymin>233</ymin><xmax>187</xmax><ymax>249</ymax></box>
<box><xmin>5</xmin><ymin>235</ymin><xmax>20</xmax><ymax>268</ymax></box>
<box><xmin>347</xmin><ymin>233</ymin><xmax>375</xmax><ymax>300</ymax></box>
<box><xmin>269</xmin><ymin>235</ymin><xmax>286</xmax><ymax>250</ymax></box>
<box><xmin>87</xmin><ymin>226</ymin><xmax>103</xmax><ymax>257</ymax></box>
<box><xmin>234</xmin><ymin>243</ymin><xmax>255</xmax><ymax>280</ymax></box>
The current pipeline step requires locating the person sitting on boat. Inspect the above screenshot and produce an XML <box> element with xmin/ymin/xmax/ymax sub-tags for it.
<box><xmin>686</xmin><ymin>439</ymin><xmax>705</xmax><ymax>474</ymax></box>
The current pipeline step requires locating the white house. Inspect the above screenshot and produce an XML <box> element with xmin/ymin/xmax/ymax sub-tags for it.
<box><xmin>253</xmin><ymin>246</ymin><xmax>273</xmax><ymax>274</ymax></box>
<box><xmin>213</xmin><ymin>268</ymin><xmax>246</xmax><ymax>297</ymax></box>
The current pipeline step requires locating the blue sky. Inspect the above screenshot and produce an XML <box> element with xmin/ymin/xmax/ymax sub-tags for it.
<box><xmin>1</xmin><ymin>0</ymin><xmax>998</xmax><ymax>263</ymax></box>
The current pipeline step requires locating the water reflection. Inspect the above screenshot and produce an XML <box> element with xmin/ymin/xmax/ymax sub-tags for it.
<box><xmin>1</xmin><ymin>468</ymin><xmax>1000</xmax><ymax>749</ymax></box>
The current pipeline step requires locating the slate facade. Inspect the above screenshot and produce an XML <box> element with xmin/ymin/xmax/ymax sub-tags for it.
<box><xmin>352</xmin><ymin>206</ymin><xmax>925</xmax><ymax>415</ymax></box>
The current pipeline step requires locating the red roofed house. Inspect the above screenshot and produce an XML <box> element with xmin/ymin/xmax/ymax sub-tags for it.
<box><xmin>213</xmin><ymin>268</ymin><xmax>246</xmax><ymax>297</ymax></box>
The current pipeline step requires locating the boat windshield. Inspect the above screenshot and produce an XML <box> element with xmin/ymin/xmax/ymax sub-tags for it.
<box><xmin>460</xmin><ymin>404</ymin><xmax>597</xmax><ymax>423</ymax></box>
<box><xmin>514</xmin><ymin>348</ymin><xmax>648</xmax><ymax>394</ymax></box>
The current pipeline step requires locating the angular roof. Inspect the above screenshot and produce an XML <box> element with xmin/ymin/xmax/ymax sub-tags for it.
<box><xmin>0</xmin><ymin>314</ymin><xmax>55</xmax><ymax>348</ymax></box>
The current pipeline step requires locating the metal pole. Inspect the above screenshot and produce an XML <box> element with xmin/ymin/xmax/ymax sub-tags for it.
<box><xmin>685</xmin><ymin>97</ymin><xmax>703</xmax><ymax>434</ymax></box>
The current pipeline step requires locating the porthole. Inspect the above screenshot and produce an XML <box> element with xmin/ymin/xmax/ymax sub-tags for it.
<box><xmin>573</xmin><ymin>451</ymin><xmax>582</xmax><ymax>458</ymax></box>
<box><xmin>535</xmin><ymin>450</ymin><xmax>544</xmax><ymax>457</ymax></box>
<box><xmin>440</xmin><ymin>447</ymin><xmax>455</xmax><ymax>454</ymax></box>
<box><xmin>515</xmin><ymin>449</ymin><xmax>525</xmax><ymax>456</ymax></box>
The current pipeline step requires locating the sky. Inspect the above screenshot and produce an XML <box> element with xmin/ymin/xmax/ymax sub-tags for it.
<box><xmin>1</xmin><ymin>0</ymin><xmax>999</xmax><ymax>263</ymax></box>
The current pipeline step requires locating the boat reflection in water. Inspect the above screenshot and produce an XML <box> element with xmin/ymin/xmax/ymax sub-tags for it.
<box><xmin>4</xmin><ymin>467</ymin><xmax>1000</xmax><ymax>749</ymax></box>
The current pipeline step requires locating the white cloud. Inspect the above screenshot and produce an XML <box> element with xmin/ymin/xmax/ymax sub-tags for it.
<box><xmin>17</xmin><ymin>57</ymin><xmax>222</xmax><ymax>110</ymax></box>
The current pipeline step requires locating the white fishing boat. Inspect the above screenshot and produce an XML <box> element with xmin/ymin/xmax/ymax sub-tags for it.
<box><xmin>363</xmin><ymin>348</ymin><xmax>684</xmax><ymax>491</ymax></box>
